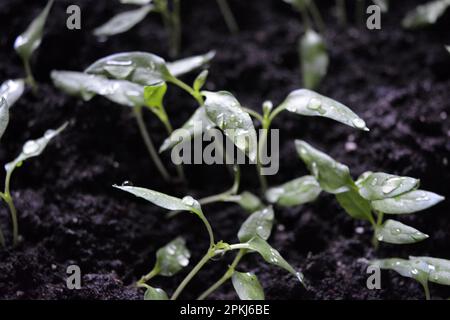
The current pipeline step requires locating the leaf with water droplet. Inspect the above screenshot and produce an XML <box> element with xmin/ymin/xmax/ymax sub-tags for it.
<box><xmin>203</xmin><ymin>91</ymin><xmax>258</xmax><ymax>162</ymax></box>
<box><xmin>85</xmin><ymin>52</ymin><xmax>172</xmax><ymax>86</ymax></box>
<box><xmin>14</xmin><ymin>0</ymin><xmax>54</xmax><ymax>62</ymax></box>
<box><xmin>0</xmin><ymin>98</ymin><xmax>9</xmax><ymax>141</ymax></box>
<box><xmin>0</xmin><ymin>79</ymin><xmax>25</xmax><ymax>108</ymax></box>
<box><xmin>167</xmin><ymin>51</ymin><xmax>216</xmax><ymax>78</ymax></box>
<box><xmin>144</xmin><ymin>286</ymin><xmax>169</xmax><ymax>300</ymax></box>
<box><xmin>154</xmin><ymin>237</ymin><xmax>190</xmax><ymax>277</ymax></box>
<box><xmin>144</xmin><ymin>82</ymin><xmax>167</xmax><ymax>109</ymax></box>
<box><xmin>159</xmin><ymin>107</ymin><xmax>216</xmax><ymax>153</ymax></box>
<box><xmin>238</xmin><ymin>207</ymin><xmax>274</xmax><ymax>243</ymax></box>
<box><xmin>410</xmin><ymin>257</ymin><xmax>450</xmax><ymax>286</ymax></box>
<box><xmin>51</xmin><ymin>71</ymin><xmax>145</xmax><ymax>107</ymax></box>
<box><xmin>371</xmin><ymin>190</ymin><xmax>445</xmax><ymax>214</ymax></box>
<box><xmin>357</xmin><ymin>172</ymin><xmax>420</xmax><ymax>201</ymax></box>
<box><xmin>224</xmin><ymin>191</ymin><xmax>263</xmax><ymax>213</ymax></box>
<box><xmin>193</xmin><ymin>70</ymin><xmax>209</xmax><ymax>93</ymax></box>
<box><xmin>232</xmin><ymin>271</ymin><xmax>265</xmax><ymax>300</ymax></box>
<box><xmin>247</xmin><ymin>236</ymin><xmax>305</xmax><ymax>286</ymax></box>
<box><xmin>371</xmin><ymin>258</ymin><xmax>430</xmax><ymax>289</ymax></box>
<box><xmin>279</xmin><ymin>89</ymin><xmax>369</xmax><ymax>131</ymax></box>
<box><xmin>295</xmin><ymin>140</ymin><xmax>353</xmax><ymax>194</ymax></box>
<box><xmin>93</xmin><ymin>5</ymin><xmax>154</xmax><ymax>37</ymax></box>
<box><xmin>402</xmin><ymin>0</ymin><xmax>450</xmax><ymax>29</ymax></box>
<box><xmin>375</xmin><ymin>219</ymin><xmax>428</xmax><ymax>244</ymax></box>
<box><xmin>266</xmin><ymin>175</ymin><xmax>322</xmax><ymax>207</ymax></box>
<box><xmin>300</xmin><ymin>29</ymin><xmax>329</xmax><ymax>90</ymax></box>
<box><xmin>336</xmin><ymin>183</ymin><xmax>373</xmax><ymax>221</ymax></box>
<box><xmin>5</xmin><ymin>122</ymin><xmax>67</xmax><ymax>174</ymax></box>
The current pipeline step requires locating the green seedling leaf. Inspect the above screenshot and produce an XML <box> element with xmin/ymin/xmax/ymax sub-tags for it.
<box><xmin>5</xmin><ymin>122</ymin><xmax>68</xmax><ymax>173</ymax></box>
<box><xmin>266</xmin><ymin>175</ymin><xmax>321</xmax><ymax>207</ymax></box>
<box><xmin>144</xmin><ymin>82</ymin><xmax>167</xmax><ymax>108</ymax></box>
<box><xmin>193</xmin><ymin>70</ymin><xmax>209</xmax><ymax>92</ymax></box>
<box><xmin>224</xmin><ymin>191</ymin><xmax>264</xmax><ymax>213</ymax></box>
<box><xmin>375</xmin><ymin>219</ymin><xmax>429</xmax><ymax>244</ymax></box>
<box><xmin>93</xmin><ymin>5</ymin><xmax>154</xmax><ymax>37</ymax></box>
<box><xmin>14</xmin><ymin>0</ymin><xmax>54</xmax><ymax>62</ymax></box>
<box><xmin>402</xmin><ymin>0</ymin><xmax>450</xmax><ymax>29</ymax></box>
<box><xmin>85</xmin><ymin>52</ymin><xmax>172</xmax><ymax>85</ymax></box>
<box><xmin>300</xmin><ymin>29</ymin><xmax>329</xmax><ymax>90</ymax></box>
<box><xmin>280</xmin><ymin>89</ymin><xmax>369</xmax><ymax>131</ymax></box>
<box><xmin>410</xmin><ymin>257</ymin><xmax>450</xmax><ymax>285</ymax></box>
<box><xmin>232</xmin><ymin>271</ymin><xmax>265</xmax><ymax>300</ymax></box>
<box><xmin>372</xmin><ymin>0</ymin><xmax>389</xmax><ymax>12</ymax></box>
<box><xmin>295</xmin><ymin>140</ymin><xmax>353</xmax><ymax>194</ymax></box>
<box><xmin>283</xmin><ymin>0</ymin><xmax>311</xmax><ymax>11</ymax></box>
<box><xmin>371</xmin><ymin>190</ymin><xmax>445</xmax><ymax>214</ymax></box>
<box><xmin>247</xmin><ymin>236</ymin><xmax>305</xmax><ymax>286</ymax></box>
<box><xmin>51</xmin><ymin>71</ymin><xmax>145</xmax><ymax>107</ymax></box>
<box><xmin>203</xmin><ymin>91</ymin><xmax>258</xmax><ymax>162</ymax></box>
<box><xmin>167</xmin><ymin>51</ymin><xmax>216</xmax><ymax>78</ymax></box>
<box><xmin>357</xmin><ymin>172</ymin><xmax>420</xmax><ymax>201</ymax></box>
<box><xmin>144</xmin><ymin>286</ymin><xmax>169</xmax><ymax>300</ymax></box>
<box><xmin>0</xmin><ymin>79</ymin><xmax>25</xmax><ymax>108</ymax></box>
<box><xmin>371</xmin><ymin>258</ymin><xmax>430</xmax><ymax>288</ymax></box>
<box><xmin>159</xmin><ymin>107</ymin><xmax>216</xmax><ymax>153</ymax></box>
<box><xmin>0</xmin><ymin>98</ymin><xmax>9</xmax><ymax>140</ymax></box>
<box><xmin>335</xmin><ymin>185</ymin><xmax>373</xmax><ymax>221</ymax></box>
<box><xmin>155</xmin><ymin>237</ymin><xmax>190</xmax><ymax>276</ymax></box>
<box><xmin>446</xmin><ymin>45</ymin><xmax>450</xmax><ymax>53</ymax></box>
<box><xmin>238</xmin><ymin>207</ymin><xmax>274</xmax><ymax>243</ymax></box>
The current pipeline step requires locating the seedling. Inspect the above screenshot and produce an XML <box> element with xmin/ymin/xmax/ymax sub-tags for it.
<box><xmin>0</xmin><ymin>79</ymin><xmax>25</xmax><ymax>109</ymax></box>
<box><xmin>402</xmin><ymin>0</ymin><xmax>450</xmax><ymax>29</ymax></box>
<box><xmin>0</xmin><ymin>104</ymin><xmax>67</xmax><ymax>247</ymax></box>
<box><xmin>14</xmin><ymin>0</ymin><xmax>54</xmax><ymax>92</ymax></box>
<box><xmin>52</xmin><ymin>51</ymin><xmax>214</xmax><ymax>182</ymax></box>
<box><xmin>371</xmin><ymin>256</ymin><xmax>450</xmax><ymax>300</ymax></box>
<box><xmin>114</xmin><ymin>185</ymin><xmax>304</xmax><ymax>300</ymax></box>
<box><xmin>291</xmin><ymin>140</ymin><xmax>444</xmax><ymax>248</ymax></box>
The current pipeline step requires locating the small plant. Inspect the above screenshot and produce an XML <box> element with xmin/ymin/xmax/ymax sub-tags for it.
<box><xmin>282</xmin><ymin>140</ymin><xmax>445</xmax><ymax>248</ymax></box>
<box><xmin>371</xmin><ymin>256</ymin><xmax>450</xmax><ymax>300</ymax></box>
<box><xmin>115</xmin><ymin>185</ymin><xmax>304</xmax><ymax>300</ymax></box>
<box><xmin>14</xmin><ymin>0</ymin><xmax>54</xmax><ymax>92</ymax></box>
<box><xmin>0</xmin><ymin>99</ymin><xmax>66</xmax><ymax>247</ymax></box>
<box><xmin>402</xmin><ymin>0</ymin><xmax>450</xmax><ymax>29</ymax></box>
<box><xmin>0</xmin><ymin>79</ymin><xmax>25</xmax><ymax>109</ymax></box>
<box><xmin>52</xmin><ymin>51</ymin><xmax>214</xmax><ymax>182</ymax></box>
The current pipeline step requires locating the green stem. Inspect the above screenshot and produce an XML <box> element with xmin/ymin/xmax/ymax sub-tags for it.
<box><xmin>241</xmin><ymin>107</ymin><xmax>264</xmax><ymax>123</ymax></box>
<box><xmin>356</xmin><ymin>0</ymin><xmax>365</xmax><ymax>26</ymax></box>
<box><xmin>336</xmin><ymin>0</ymin><xmax>347</xmax><ymax>25</ymax></box>
<box><xmin>300</xmin><ymin>7</ymin><xmax>312</xmax><ymax>30</ymax></box>
<box><xmin>0</xmin><ymin>224</ymin><xmax>5</xmax><ymax>248</ymax></box>
<box><xmin>22</xmin><ymin>58</ymin><xmax>37</xmax><ymax>93</ymax></box>
<box><xmin>308</xmin><ymin>0</ymin><xmax>326</xmax><ymax>32</ymax></box>
<box><xmin>2</xmin><ymin>168</ymin><xmax>18</xmax><ymax>246</ymax></box>
<box><xmin>133</xmin><ymin>107</ymin><xmax>171</xmax><ymax>182</ymax></box>
<box><xmin>137</xmin><ymin>267</ymin><xmax>160</xmax><ymax>286</ymax></box>
<box><xmin>168</xmin><ymin>76</ymin><xmax>204</xmax><ymax>105</ymax></box>
<box><xmin>216</xmin><ymin>0</ymin><xmax>239</xmax><ymax>34</ymax></box>
<box><xmin>422</xmin><ymin>281</ymin><xmax>431</xmax><ymax>300</ymax></box>
<box><xmin>169</xmin><ymin>0</ymin><xmax>181</xmax><ymax>57</ymax></box>
<box><xmin>197</xmin><ymin>249</ymin><xmax>246</xmax><ymax>300</ymax></box>
<box><xmin>256</xmin><ymin>119</ymin><xmax>270</xmax><ymax>193</ymax></box>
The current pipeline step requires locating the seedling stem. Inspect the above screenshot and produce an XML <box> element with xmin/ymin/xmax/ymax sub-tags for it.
<box><xmin>216</xmin><ymin>0</ymin><xmax>239</xmax><ymax>34</ymax></box>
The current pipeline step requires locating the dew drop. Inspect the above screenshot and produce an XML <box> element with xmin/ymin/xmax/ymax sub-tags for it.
<box><xmin>352</xmin><ymin>118</ymin><xmax>366</xmax><ymax>130</ymax></box>
<box><xmin>391</xmin><ymin>228</ymin><xmax>401</xmax><ymax>235</ymax></box>
<box><xmin>307</xmin><ymin>98</ymin><xmax>322</xmax><ymax>111</ymax></box>
<box><xmin>22</xmin><ymin>140</ymin><xmax>39</xmax><ymax>155</ymax></box>
<box><xmin>121</xmin><ymin>181</ymin><xmax>133</xmax><ymax>187</ymax></box>
<box><xmin>182</xmin><ymin>196</ymin><xmax>196</xmax><ymax>206</ymax></box>
<box><xmin>177</xmin><ymin>255</ymin><xmax>189</xmax><ymax>267</ymax></box>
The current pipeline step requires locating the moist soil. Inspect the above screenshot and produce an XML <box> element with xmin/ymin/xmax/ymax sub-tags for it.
<box><xmin>0</xmin><ymin>0</ymin><xmax>449</xmax><ymax>300</ymax></box>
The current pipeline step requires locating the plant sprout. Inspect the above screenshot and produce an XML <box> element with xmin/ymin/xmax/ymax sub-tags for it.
<box><xmin>114</xmin><ymin>185</ymin><xmax>304</xmax><ymax>300</ymax></box>
<box><xmin>14</xmin><ymin>0</ymin><xmax>54</xmax><ymax>92</ymax></box>
<box><xmin>292</xmin><ymin>140</ymin><xmax>444</xmax><ymax>248</ymax></box>
<box><xmin>402</xmin><ymin>0</ymin><xmax>450</xmax><ymax>29</ymax></box>
<box><xmin>52</xmin><ymin>51</ymin><xmax>214</xmax><ymax>182</ymax></box>
<box><xmin>0</xmin><ymin>79</ymin><xmax>25</xmax><ymax>108</ymax></box>
<box><xmin>0</xmin><ymin>118</ymin><xmax>67</xmax><ymax>247</ymax></box>
<box><xmin>371</xmin><ymin>256</ymin><xmax>450</xmax><ymax>300</ymax></box>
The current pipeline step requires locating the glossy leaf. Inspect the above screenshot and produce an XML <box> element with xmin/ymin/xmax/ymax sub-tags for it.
<box><xmin>295</xmin><ymin>140</ymin><xmax>353</xmax><ymax>194</ymax></box>
<box><xmin>167</xmin><ymin>51</ymin><xmax>216</xmax><ymax>77</ymax></box>
<box><xmin>93</xmin><ymin>5</ymin><xmax>153</xmax><ymax>37</ymax></box>
<box><xmin>144</xmin><ymin>286</ymin><xmax>169</xmax><ymax>300</ymax></box>
<box><xmin>371</xmin><ymin>258</ymin><xmax>430</xmax><ymax>286</ymax></box>
<box><xmin>203</xmin><ymin>91</ymin><xmax>258</xmax><ymax>161</ymax></box>
<box><xmin>0</xmin><ymin>98</ymin><xmax>9</xmax><ymax>140</ymax></box>
<box><xmin>0</xmin><ymin>79</ymin><xmax>25</xmax><ymax>108</ymax></box>
<box><xmin>266</xmin><ymin>175</ymin><xmax>321</xmax><ymax>207</ymax></box>
<box><xmin>372</xmin><ymin>0</ymin><xmax>389</xmax><ymax>12</ymax></box>
<box><xmin>227</xmin><ymin>191</ymin><xmax>263</xmax><ymax>213</ymax></box>
<box><xmin>14</xmin><ymin>0</ymin><xmax>54</xmax><ymax>61</ymax></box>
<box><xmin>193</xmin><ymin>70</ymin><xmax>209</xmax><ymax>92</ymax></box>
<box><xmin>85</xmin><ymin>52</ymin><xmax>172</xmax><ymax>86</ymax></box>
<box><xmin>300</xmin><ymin>29</ymin><xmax>329</xmax><ymax>90</ymax></box>
<box><xmin>446</xmin><ymin>45</ymin><xmax>450</xmax><ymax>53</ymax></box>
<box><xmin>5</xmin><ymin>122</ymin><xmax>68</xmax><ymax>174</ymax></box>
<box><xmin>371</xmin><ymin>190</ymin><xmax>445</xmax><ymax>214</ymax></box>
<box><xmin>336</xmin><ymin>185</ymin><xmax>372</xmax><ymax>221</ymax></box>
<box><xmin>51</xmin><ymin>71</ymin><xmax>145</xmax><ymax>107</ymax></box>
<box><xmin>159</xmin><ymin>107</ymin><xmax>216</xmax><ymax>152</ymax></box>
<box><xmin>410</xmin><ymin>257</ymin><xmax>450</xmax><ymax>285</ymax></box>
<box><xmin>402</xmin><ymin>0</ymin><xmax>450</xmax><ymax>29</ymax></box>
<box><xmin>376</xmin><ymin>219</ymin><xmax>428</xmax><ymax>244</ymax></box>
<box><xmin>247</xmin><ymin>237</ymin><xmax>305</xmax><ymax>286</ymax></box>
<box><xmin>155</xmin><ymin>237</ymin><xmax>190</xmax><ymax>276</ymax></box>
<box><xmin>280</xmin><ymin>89</ymin><xmax>369</xmax><ymax>131</ymax></box>
<box><xmin>357</xmin><ymin>172</ymin><xmax>419</xmax><ymax>201</ymax></box>
<box><xmin>238</xmin><ymin>207</ymin><xmax>274</xmax><ymax>243</ymax></box>
<box><xmin>232</xmin><ymin>271</ymin><xmax>265</xmax><ymax>300</ymax></box>
<box><xmin>144</xmin><ymin>82</ymin><xmax>167</xmax><ymax>108</ymax></box>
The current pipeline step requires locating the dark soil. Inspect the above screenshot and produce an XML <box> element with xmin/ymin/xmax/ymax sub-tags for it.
<box><xmin>0</xmin><ymin>0</ymin><xmax>449</xmax><ymax>300</ymax></box>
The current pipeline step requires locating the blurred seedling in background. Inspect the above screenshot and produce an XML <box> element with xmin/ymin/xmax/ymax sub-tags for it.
<box><xmin>52</xmin><ymin>51</ymin><xmax>214</xmax><ymax>182</ymax></box>
<box><xmin>402</xmin><ymin>0</ymin><xmax>450</xmax><ymax>29</ymax></box>
<box><xmin>114</xmin><ymin>185</ymin><xmax>304</xmax><ymax>300</ymax></box>
<box><xmin>14</xmin><ymin>0</ymin><xmax>54</xmax><ymax>92</ymax></box>
<box><xmin>0</xmin><ymin>99</ymin><xmax>66</xmax><ymax>248</ymax></box>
